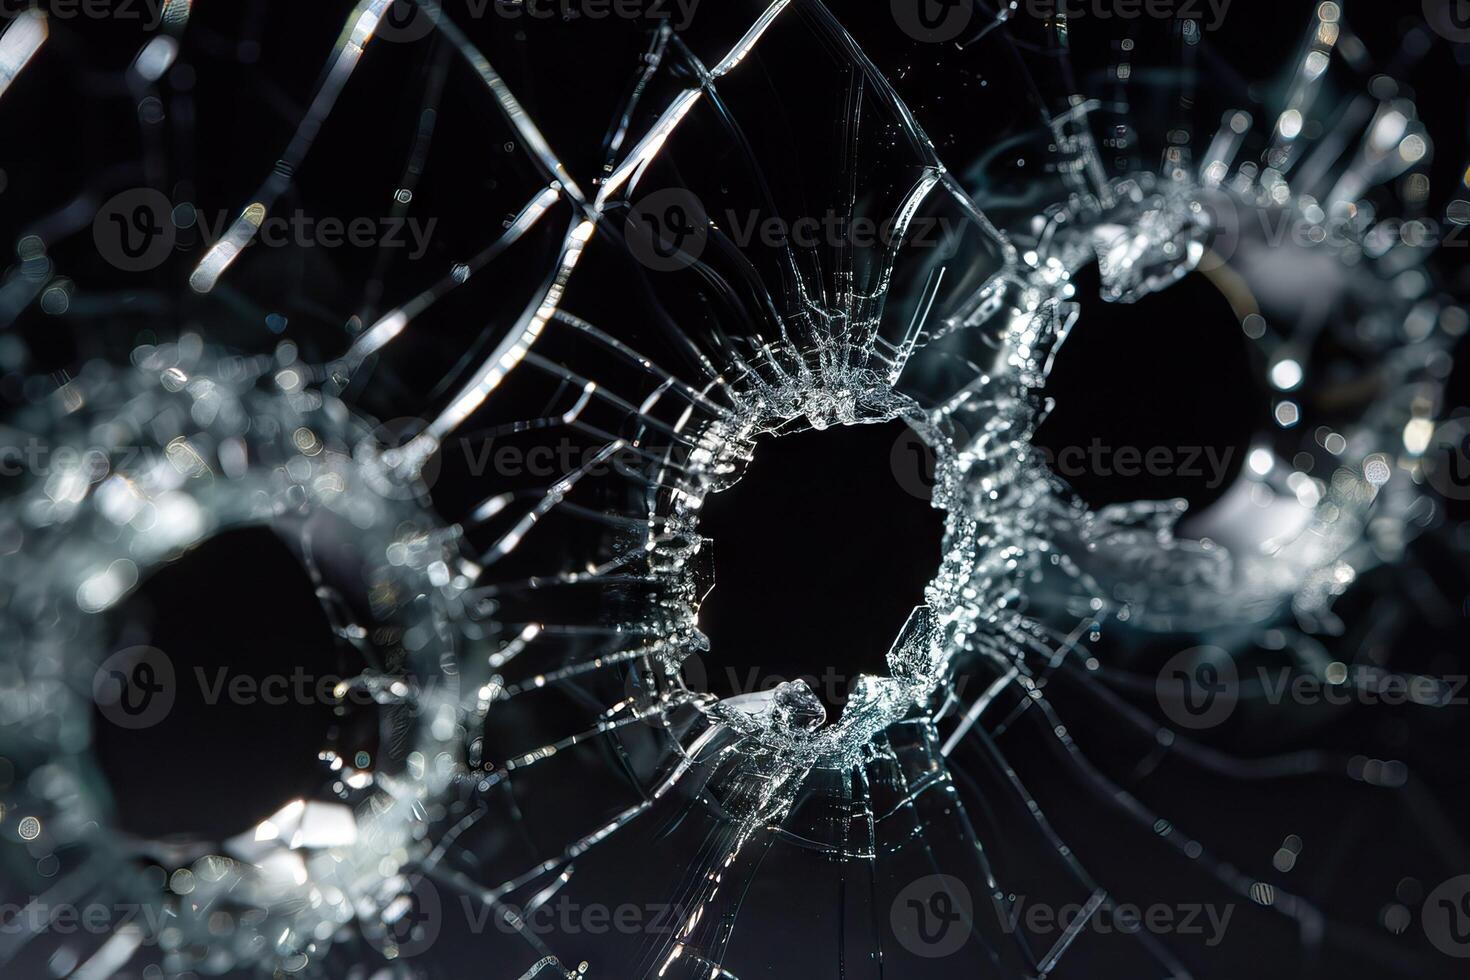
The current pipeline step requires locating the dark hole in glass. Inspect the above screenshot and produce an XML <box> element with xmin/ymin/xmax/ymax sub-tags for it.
<box><xmin>1035</xmin><ymin>265</ymin><xmax>1267</xmax><ymax>515</ymax></box>
<box><xmin>694</xmin><ymin>420</ymin><xmax>945</xmax><ymax>717</ymax></box>
<box><xmin>94</xmin><ymin>526</ymin><xmax>372</xmax><ymax>841</ymax></box>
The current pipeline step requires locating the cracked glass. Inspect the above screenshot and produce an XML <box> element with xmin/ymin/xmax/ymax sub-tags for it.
<box><xmin>1</xmin><ymin>1</ymin><xmax>1469</xmax><ymax>978</ymax></box>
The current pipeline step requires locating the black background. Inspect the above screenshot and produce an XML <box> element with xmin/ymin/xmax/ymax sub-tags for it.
<box><xmin>2</xmin><ymin>1</ymin><xmax>1470</xmax><ymax>977</ymax></box>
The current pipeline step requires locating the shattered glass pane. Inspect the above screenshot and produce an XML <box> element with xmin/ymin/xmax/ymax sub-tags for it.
<box><xmin>1</xmin><ymin>1</ymin><xmax>1469</xmax><ymax>978</ymax></box>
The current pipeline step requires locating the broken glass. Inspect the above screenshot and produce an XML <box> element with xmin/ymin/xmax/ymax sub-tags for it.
<box><xmin>0</xmin><ymin>1</ymin><xmax>1467</xmax><ymax>977</ymax></box>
